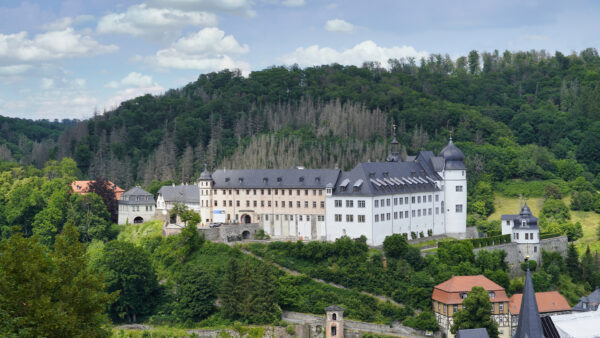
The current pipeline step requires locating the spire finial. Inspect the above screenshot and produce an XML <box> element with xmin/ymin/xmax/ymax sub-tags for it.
<box><xmin>204</xmin><ymin>163</ymin><xmax>208</xmax><ymax>171</ymax></box>
<box><xmin>449</xmin><ymin>129</ymin><xmax>454</xmax><ymax>142</ymax></box>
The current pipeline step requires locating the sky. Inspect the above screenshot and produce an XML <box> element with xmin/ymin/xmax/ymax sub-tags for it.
<box><xmin>0</xmin><ymin>0</ymin><xmax>599</xmax><ymax>121</ymax></box>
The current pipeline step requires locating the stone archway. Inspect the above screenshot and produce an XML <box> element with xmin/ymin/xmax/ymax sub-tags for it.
<box><xmin>133</xmin><ymin>216</ymin><xmax>144</xmax><ymax>224</ymax></box>
<box><xmin>241</xmin><ymin>214</ymin><xmax>251</xmax><ymax>224</ymax></box>
<box><xmin>242</xmin><ymin>230</ymin><xmax>250</xmax><ymax>239</ymax></box>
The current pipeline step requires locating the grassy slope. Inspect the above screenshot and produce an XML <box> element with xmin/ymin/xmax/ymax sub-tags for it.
<box><xmin>116</xmin><ymin>220</ymin><xmax>163</xmax><ymax>245</ymax></box>
<box><xmin>488</xmin><ymin>195</ymin><xmax>600</xmax><ymax>254</ymax></box>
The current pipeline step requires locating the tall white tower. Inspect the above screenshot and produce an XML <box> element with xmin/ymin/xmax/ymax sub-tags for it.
<box><xmin>439</xmin><ymin>137</ymin><xmax>467</xmax><ymax>237</ymax></box>
<box><xmin>198</xmin><ymin>164</ymin><xmax>213</xmax><ymax>226</ymax></box>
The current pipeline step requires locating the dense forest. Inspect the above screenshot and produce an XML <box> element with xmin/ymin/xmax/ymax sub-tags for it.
<box><xmin>1</xmin><ymin>49</ymin><xmax>600</xmax><ymax>192</ymax></box>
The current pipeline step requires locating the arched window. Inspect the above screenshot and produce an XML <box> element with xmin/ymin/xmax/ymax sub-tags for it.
<box><xmin>332</xmin><ymin>313</ymin><xmax>337</xmax><ymax>320</ymax></box>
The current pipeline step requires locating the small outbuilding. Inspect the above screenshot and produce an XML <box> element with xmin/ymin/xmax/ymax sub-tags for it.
<box><xmin>118</xmin><ymin>186</ymin><xmax>155</xmax><ymax>225</ymax></box>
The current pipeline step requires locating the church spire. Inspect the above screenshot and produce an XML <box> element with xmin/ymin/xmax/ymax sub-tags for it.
<box><xmin>515</xmin><ymin>257</ymin><xmax>544</xmax><ymax>338</ymax></box>
<box><xmin>386</xmin><ymin>123</ymin><xmax>401</xmax><ymax>162</ymax></box>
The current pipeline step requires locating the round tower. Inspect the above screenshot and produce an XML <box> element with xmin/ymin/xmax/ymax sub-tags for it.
<box><xmin>198</xmin><ymin>164</ymin><xmax>213</xmax><ymax>226</ymax></box>
<box><xmin>439</xmin><ymin>137</ymin><xmax>467</xmax><ymax>237</ymax></box>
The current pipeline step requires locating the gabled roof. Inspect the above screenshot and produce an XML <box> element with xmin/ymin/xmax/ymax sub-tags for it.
<box><xmin>572</xmin><ymin>288</ymin><xmax>600</xmax><ymax>311</ymax></box>
<box><xmin>325</xmin><ymin>305</ymin><xmax>344</xmax><ymax>312</ymax></box>
<box><xmin>71</xmin><ymin>180</ymin><xmax>125</xmax><ymax>199</ymax></box>
<box><xmin>456</xmin><ymin>328</ymin><xmax>490</xmax><ymax>338</ymax></box>
<box><xmin>211</xmin><ymin>168</ymin><xmax>340</xmax><ymax>189</ymax></box>
<box><xmin>331</xmin><ymin>152</ymin><xmax>442</xmax><ymax>197</ymax></box>
<box><xmin>432</xmin><ymin>275</ymin><xmax>509</xmax><ymax>304</ymax></box>
<box><xmin>158</xmin><ymin>185</ymin><xmax>200</xmax><ymax>203</ymax></box>
<box><xmin>515</xmin><ymin>266</ymin><xmax>545</xmax><ymax>338</ymax></box>
<box><xmin>509</xmin><ymin>291</ymin><xmax>571</xmax><ymax>315</ymax></box>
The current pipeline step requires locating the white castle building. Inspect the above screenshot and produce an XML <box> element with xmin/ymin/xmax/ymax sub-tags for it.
<box><xmin>144</xmin><ymin>135</ymin><xmax>467</xmax><ymax>245</ymax></box>
<box><xmin>325</xmin><ymin>135</ymin><xmax>467</xmax><ymax>245</ymax></box>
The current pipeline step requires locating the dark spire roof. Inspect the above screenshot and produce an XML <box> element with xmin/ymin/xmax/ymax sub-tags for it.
<box><xmin>515</xmin><ymin>261</ymin><xmax>545</xmax><ymax>338</ymax></box>
<box><xmin>199</xmin><ymin>163</ymin><xmax>212</xmax><ymax>180</ymax></box>
<box><xmin>386</xmin><ymin>124</ymin><xmax>401</xmax><ymax>162</ymax></box>
<box><xmin>439</xmin><ymin>137</ymin><xmax>465</xmax><ymax>162</ymax></box>
<box><xmin>325</xmin><ymin>305</ymin><xmax>344</xmax><ymax>312</ymax></box>
<box><xmin>520</xmin><ymin>202</ymin><xmax>533</xmax><ymax>217</ymax></box>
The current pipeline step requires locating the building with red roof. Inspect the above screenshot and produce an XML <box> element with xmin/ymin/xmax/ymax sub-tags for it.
<box><xmin>509</xmin><ymin>291</ymin><xmax>571</xmax><ymax>335</ymax></box>
<box><xmin>71</xmin><ymin>180</ymin><xmax>125</xmax><ymax>200</ymax></box>
<box><xmin>432</xmin><ymin>275</ymin><xmax>511</xmax><ymax>338</ymax></box>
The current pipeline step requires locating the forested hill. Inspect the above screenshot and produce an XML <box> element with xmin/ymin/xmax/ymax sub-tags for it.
<box><xmin>3</xmin><ymin>48</ymin><xmax>600</xmax><ymax>193</ymax></box>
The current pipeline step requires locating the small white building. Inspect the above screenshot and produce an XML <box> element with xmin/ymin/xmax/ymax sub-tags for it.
<box><xmin>118</xmin><ymin>186</ymin><xmax>156</xmax><ymax>224</ymax></box>
<box><xmin>501</xmin><ymin>203</ymin><xmax>541</xmax><ymax>262</ymax></box>
<box><xmin>156</xmin><ymin>184</ymin><xmax>201</xmax><ymax>214</ymax></box>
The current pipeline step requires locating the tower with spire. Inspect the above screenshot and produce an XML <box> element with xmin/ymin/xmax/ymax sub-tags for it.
<box><xmin>438</xmin><ymin>135</ymin><xmax>467</xmax><ymax>236</ymax></box>
<box><xmin>198</xmin><ymin>163</ymin><xmax>213</xmax><ymax>226</ymax></box>
<box><xmin>386</xmin><ymin>123</ymin><xmax>401</xmax><ymax>162</ymax></box>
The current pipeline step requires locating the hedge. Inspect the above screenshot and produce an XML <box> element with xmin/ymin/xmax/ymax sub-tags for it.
<box><xmin>540</xmin><ymin>232</ymin><xmax>562</xmax><ymax>240</ymax></box>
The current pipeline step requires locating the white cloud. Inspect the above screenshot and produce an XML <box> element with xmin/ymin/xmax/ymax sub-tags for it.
<box><xmin>0</xmin><ymin>64</ymin><xmax>31</xmax><ymax>75</ymax></box>
<box><xmin>146</xmin><ymin>28</ymin><xmax>250</xmax><ymax>75</ymax></box>
<box><xmin>106</xmin><ymin>72</ymin><xmax>155</xmax><ymax>88</ymax></box>
<box><xmin>282</xmin><ymin>0</ymin><xmax>306</xmax><ymax>7</ymax></box>
<box><xmin>148</xmin><ymin>0</ymin><xmax>256</xmax><ymax>17</ymax></box>
<box><xmin>0</xmin><ymin>28</ymin><xmax>118</xmax><ymax>62</ymax></box>
<box><xmin>41</xmin><ymin>78</ymin><xmax>54</xmax><ymax>89</ymax></box>
<box><xmin>104</xmin><ymin>85</ymin><xmax>164</xmax><ymax>111</ymax></box>
<box><xmin>41</xmin><ymin>15</ymin><xmax>94</xmax><ymax>31</ymax></box>
<box><xmin>97</xmin><ymin>4</ymin><xmax>218</xmax><ymax>39</ymax></box>
<box><xmin>280</xmin><ymin>40</ymin><xmax>428</xmax><ymax>67</ymax></box>
<box><xmin>325</xmin><ymin>19</ymin><xmax>355</xmax><ymax>33</ymax></box>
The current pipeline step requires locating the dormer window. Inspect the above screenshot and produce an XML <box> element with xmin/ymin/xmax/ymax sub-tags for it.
<box><xmin>315</xmin><ymin>177</ymin><xmax>320</xmax><ymax>183</ymax></box>
<box><xmin>489</xmin><ymin>291</ymin><xmax>495</xmax><ymax>298</ymax></box>
<box><xmin>225</xmin><ymin>177</ymin><xmax>230</xmax><ymax>182</ymax></box>
<box><xmin>263</xmin><ymin>177</ymin><xmax>268</xmax><ymax>183</ymax></box>
<box><xmin>340</xmin><ymin>186</ymin><xmax>346</xmax><ymax>192</ymax></box>
<box><xmin>369</xmin><ymin>172</ymin><xmax>375</xmax><ymax>178</ymax></box>
<box><xmin>383</xmin><ymin>171</ymin><xmax>389</xmax><ymax>178</ymax></box>
<box><xmin>460</xmin><ymin>293</ymin><xmax>467</xmax><ymax>299</ymax></box>
<box><xmin>277</xmin><ymin>177</ymin><xmax>282</xmax><ymax>182</ymax></box>
<box><xmin>353</xmin><ymin>186</ymin><xmax>359</xmax><ymax>192</ymax></box>
<box><xmin>238</xmin><ymin>178</ymin><xmax>244</xmax><ymax>183</ymax></box>
<box><xmin>299</xmin><ymin>177</ymin><xmax>304</xmax><ymax>182</ymax></box>
<box><xmin>522</xmin><ymin>219</ymin><xmax>526</xmax><ymax>227</ymax></box>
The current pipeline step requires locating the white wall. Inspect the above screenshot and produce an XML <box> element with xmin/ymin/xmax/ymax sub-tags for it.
<box><xmin>443</xmin><ymin>169</ymin><xmax>467</xmax><ymax>235</ymax></box>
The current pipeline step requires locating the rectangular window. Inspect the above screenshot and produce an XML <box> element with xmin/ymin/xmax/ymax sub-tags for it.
<box><xmin>320</xmin><ymin>201</ymin><xmax>325</xmax><ymax>208</ymax></box>
<box><xmin>394</xmin><ymin>198</ymin><xmax>398</xmax><ymax>206</ymax></box>
<box><xmin>525</xmin><ymin>233</ymin><xmax>529</xmax><ymax>240</ymax></box>
<box><xmin>428</xmin><ymin>195</ymin><xmax>432</xmax><ymax>202</ymax></box>
<box><xmin>399</xmin><ymin>212</ymin><xmax>403</xmax><ymax>219</ymax></box>
<box><xmin>428</xmin><ymin>208</ymin><xmax>432</xmax><ymax>215</ymax></box>
<box><xmin>412</xmin><ymin>210</ymin><xmax>416</xmax><ymax>217</ymax></box>
<box><xmin>386</xmin><ymin>213</ymin><xmax>390</xmax><ymax>220</ymax></box>
<box><xmin>229</xmin><ymin>200</ymin><xmax>232</xmax><ymax>206</ymax></box>
<box><xmin>358</xmin><ymin>200</ymin><xmax>365</xmax><ymax>208</ymax></box>
<box><xmin>237</xmin><ymin>201</ymin><xmax>240</xmax><ymax>207</ymax></box>
<box><xmin>412</xmin><ymin>196</ymin><xmax>415</xmax><ymax>203</ymax></box>
<box><xmin>394</xmin><ymin>212</ymin><xmax>398</xmax><ymax>219</ymax></box>
<box><xmin>335</xmin><ymin>214</ymin><xmax>342</xmax><ymax>222</ymax></box>
<box><xmin>297</xmin><ymin>190</ymin><xmax>300</xmax><ymax>196</ymax></box>
<box><xmin>319</xmin><ymin>190</ymin><xmax>322</xmax><ymax>195</ymax></box>
<box><xmin>405</xmin><ymin>211</ymin><xmax>409</xmax><ymax>218</ymax></box>
<box><xmin>265</xmin><ymin>214</ymin><xmax>269</xmax><ymax>221</ymax></box>
<box><xmin>289</xmin><ymin>201</ymin><xmax>292</xmax><ymax>208</ymax></box>
<box><xmin>346</xmin><ymin>200</ymin><xmax>354</xmax><ymax>208</ymax></box>
<box><xmin>261</xmin><ymin>201</ymin><xmax>264</xmax><ymax>207</ymax></box>
<box><xmin>456</xmin><ymin>185</ymin><xmax>463</xmax><ymax>192</ymax></box>
<box><xmin>335</xmin><ymin>200</ymin><xmax>342</xmax><ymax>207</ymax></box>
<box><xmin>261</xmin><ymin>189</ymin><xmax>264</xmax><ymax>195</ymax></box>
<box><xmin>435</xmin><ymin>194</ymin><xmax>439</xmax><ymax>202</ymax></box>
<box><xmin>456</xmin><ymin>204</ymin><xmax>463</xmax><ymax>213</ymax></box>
<box><xmin>305</xmin><ymin>189</ymin><xmax>308</xmax><ymax>195</ymax></box>
<box><xmin>306</xmin><ymin>215</ymin><xmax>310</xmax><ymax>221</ymax></box>
<box><xmin>246</xmin><ymin>200</ymin><xmax>250</xmax><ymax>207</ymax></box>
<box><xmin>375</xmin><ymin>214</ymin><xmax>379</xmax><ymax>222</ymax></box>
<box><xmin>282</xmin><ymin>190</ymin><xmax>285</xmax><ymax>195</ymax></box>
<box><xmin>405</xmin><ymin>197</ymin><xmax>409</xmax><ymax>204</ymax></box>
<box><xmin>304</xmin><ymin>201</ymin><xmax>308</xmax><ymax>208</ymax></box>
<box><xmin>297</xmin><ymin>201</ymin><xmax>301</xmax><ymax>208</ymax></box>
<box><xmin>346</xmin><ymin>215</ymin><xmax>354</xmax><ymax>222</ymax></box>
<box><xmin>534</xmin><ymin>246</ymin><xmax>537</xmax><ymax>253</ymax></box>
<box><xmin>253</xmin><ymin>200</ymin><xmax>257</xmax><ymax>207</ymax></box>
<box><xmin>358</xmin><ymin>215</ymin><xmax>365</xmax><ymax>223</ymax></box>
<box><xmin>436</xmin><ymin>207</ymin><xmax>439</xmax><ymax>215</ymax></box>
<box><xmin>418</xmin><ymin>196</ymin><xmax>421</xmax><ymax>203</ymax></box>
<box><xmin>268</xmin><ymin>201</ymin><xmax>272</xmax><ymax>207</ymax></box>
<box><xmin>418</xmin><ymin>210</ymin><xmax>421</xmax><ymax>217</ymax></box>
<box><xmin>290</xmin><ymin>215</ymin><xmax>294</xmax><ymax>221</ymax></box>
<box><xmin>499</xmin><ymin>303</ymin><xmax>504</xmax><ymax>311</ymax></box>
<box><xmin>313</xmin><ymin>201</ymin><xmax>317</xmax><ymax>208</ymax></box>
<box><xmin>453</xmin><ymin>305</ymin><xmax>458</xmax><ymax>313</ymax></box>
<box><xmin>276</xmin><ymin>215</ymin><xmax>279</xmax><ymax>220</ymax></box>
<box><xmin>318</xmin><ymin>215</ymin><xmax>324</xmax><ymax>221</ymax></box>
<box><xmin>375</xmin><ymin>200</ymin><xmax>379</xmax><ymax>208</ymax></box>
<box><xmin>299</xmin><ymin>215</ymin><xmax>303</xmax><ymax>221</ymax></box>
<box><xmin>386</xmin><ymin>199</ymin><xmax>391</xmax><ymax>206</ymax></box>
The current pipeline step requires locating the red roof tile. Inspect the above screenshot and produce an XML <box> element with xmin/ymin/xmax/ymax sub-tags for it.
<box><xmin>432</xmin><ymin>275</ymin><xmax>509</xmax><ymax>304</ymax></box>
<box><xmin>509</xmin><ymin>291</ymin><xmax>571</xmax><ymax>315</ymax></box>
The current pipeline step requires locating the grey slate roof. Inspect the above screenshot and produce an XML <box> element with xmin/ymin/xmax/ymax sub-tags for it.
<box><xmin>439</xmin><ymin>138</ymin><xmax>466</xmax><ymax>170</ymax></box>
<box><xmin>158</xmin><ymin>185</ymin><xmax>200</xmax><ymax>203</ymax></box>
<box><xmin>211</xmin><ymin>168</ymin><xmax>341</xmax><ymax>189</ymax></box>
<box><xmin>572</xmin><ymin>288</ymin><xmax>600</xmax><ymax>311</ymax></box>
<box><xmin>502</xmin><ymin>203</ymin><xmax>540</xmax><ymax>230</ymax></box>
<box><xmin>120</xmin><ymin>186</ymin><xmax>155</xmax><ymax>205</ymax></box>
<box><xmin>456</xmin><ymin>328</ymin><xmax>490</xmax><ymax>338</ymax></box>
<box><xmin>331</xmin><ymin>151</ymin><xmax>442</xmax><ymax>197</ymax></box>
<box><xmin>515</xmin><ymin>264</ymin><xmax>545</xmax><ymax>338</ymax></box>
<box><xmin>200</xmin><ymin>164</ymin><xmax>212</xmax><ymax>180</ymax></box>
<box><xmin>325</xmin><ymin>305</ymin><xmax>344</xmax><ymax>312</ymax></box>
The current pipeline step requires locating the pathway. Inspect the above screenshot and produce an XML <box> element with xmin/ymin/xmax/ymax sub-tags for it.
<box><xmin>240</xmin><ymin>248</ymin><xmax>404</xmax><ymax>307</ymax></box>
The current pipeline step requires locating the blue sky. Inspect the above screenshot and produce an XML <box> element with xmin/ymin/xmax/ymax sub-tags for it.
<box><xmin>0</xmin><ymin>0</ymin><xmax>599</xmax><ymax>120</ymax></box>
